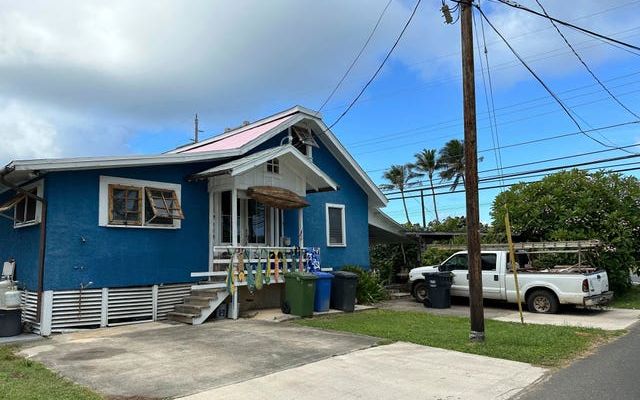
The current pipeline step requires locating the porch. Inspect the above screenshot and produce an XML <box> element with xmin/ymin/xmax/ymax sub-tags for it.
<box><xmin>169</xmin><ymin>144</ymin><xmax>339</xmax><ymax>324</ymax></box>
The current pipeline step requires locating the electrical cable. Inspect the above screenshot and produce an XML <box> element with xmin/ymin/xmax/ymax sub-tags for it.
<box><xmin>490</xmin><ymin>0</ymin><xmax>640</xmax><ymax>52</ymax></box>
<box><xmin>382</xmin><ymin>150</ymin><xmax>640</xmax><ymax>195</ymax></box>
<box><xmin>534</xmin><ymin>0</ymin><xmax>640</xmax><ymax>120</ymax></box>
<box><xmin>326</xmin><ymin>0</ymin><xmax>422</xmax><ymax>130</ymax></box>
<box><xmin>316</xmin><ymin>0</ymin><xmax>393</xmax><ymax>113</ymax></box>
<box><xmin>386</xmin><ymin>165</ymin><xmax>640</xmax><ymax>200</ymax></box>
<box><xmin>476</xmin><ymin>5</ymin><xmax>637</xmax><ymax>154</ymax></box>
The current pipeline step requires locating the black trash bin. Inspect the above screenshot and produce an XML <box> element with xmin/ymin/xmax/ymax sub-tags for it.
<box><xmin>330</xmin><ymin>271</ymin><xmax>359</xmax><ymax>312</ymax></box>
<box><xmin>0</xmin><ymin>309</ymin><xmax>22</xmax><ymax>337</ymax></box>
<box><xmin>423</xmin><ymin>272</ymin><xmax>453</xmax><ymax>309</ymax></box>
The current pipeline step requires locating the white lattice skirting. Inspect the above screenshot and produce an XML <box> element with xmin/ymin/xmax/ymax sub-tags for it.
<box><xmin>21</xmin><ymin>283</ymin><xmax>192</xmax><ymax>336</ymax></box>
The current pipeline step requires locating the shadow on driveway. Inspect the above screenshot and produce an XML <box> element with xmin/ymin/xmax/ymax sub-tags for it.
<box><xmin>19</xmin><ymin>319</ymin><xmax>379</xmax><ymax>399</ymax></box>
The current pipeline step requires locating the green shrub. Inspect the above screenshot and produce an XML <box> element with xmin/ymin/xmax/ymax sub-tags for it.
<box><xmin>341</xmin><ymin>265</ymin><xmax>389</xmax><ymax>304</ymax></box>
<box><xmin>422</xmin><ymin>247</ymin><xmax>456</xmax><ymax>266</ymax></box>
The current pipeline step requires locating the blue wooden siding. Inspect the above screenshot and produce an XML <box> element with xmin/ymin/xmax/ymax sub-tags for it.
<box><xmin>0</xmin><ymin>189</ymin><xmax>42</xmax><ymax>290</ymax></box>
<box><xmin>38</xmin><ymin>163</ymin><xmax>211</xmax><ymax>291</ymax></box>
<box><xmin>0</xmin><ymin>128</ymin><xmax>372</xmax><ymax>290</ymax></box>
<box><xmin>280</xmin><ymin>133</ymin><xmax>370</xmax><ymax>269</ymax></box>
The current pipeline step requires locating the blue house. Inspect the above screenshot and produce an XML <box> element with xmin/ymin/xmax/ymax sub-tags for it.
<box><xmin>0</xmin><ymin>106</ymin><xmax>403</xmax><ymax>334</ymax></box>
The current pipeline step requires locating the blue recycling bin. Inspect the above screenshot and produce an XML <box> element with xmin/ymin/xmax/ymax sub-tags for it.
<box><xmin>313</xmin><ymin>272</ymin><xmax>334</xmax><ymax>312</ymax></box>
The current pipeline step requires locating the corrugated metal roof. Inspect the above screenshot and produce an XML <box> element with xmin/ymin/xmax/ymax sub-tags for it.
<box><xmin>178</xmin><ymin>114</ymin><xmax>295</xmax><ymax>153</ymax></box>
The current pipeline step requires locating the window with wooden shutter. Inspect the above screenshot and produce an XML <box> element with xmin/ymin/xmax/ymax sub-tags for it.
<box><xmin>108</xmin><ymin>184</ymin><xmax>142</xmax><ymax>225</ymax></box>
<box><xmin>326</xmin><ymin>204</ymin><xmax>346</xmax><ymax>247</ymax></box>
<box><xmin>145</xmin><ymin>187</ymin><xmax>184</xmax><ymax>225</ymax></box>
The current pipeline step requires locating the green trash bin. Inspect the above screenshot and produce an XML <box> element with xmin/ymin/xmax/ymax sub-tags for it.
<box><xmin>283</xmin><ymin>271</ymin><xmax>317</xmax><ymax>317</ymax></box>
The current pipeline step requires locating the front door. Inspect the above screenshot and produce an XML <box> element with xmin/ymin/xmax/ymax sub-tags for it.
<box><xmin>480</xmin><ymin>253</ymin><xmax>502</xmax><ymax>299</ymax></box>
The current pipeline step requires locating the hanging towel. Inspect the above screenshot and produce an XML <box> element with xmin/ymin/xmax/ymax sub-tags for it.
<box><xmin>274</xmin><ymin>251</ymin><xmax>281</xmax><ymax>282</ymax></box>
<box><xmin>246</xmin><ymin>251</ymin><xmax>256</xmax><ymax>293</ymax></box>
<box><xmin>305</xmin><ymin>247</ymin><xmax>321</xmax><ymax>272</ymax></box>
<box><xmin>265</xmin><ymin>251</ymin><xmax>273</xmax><ymax>285</ymax></box>
<box><xmin>238</xmin><ymin>251</ymin><xmax>245</xmax><ymax>282</ymax></box>
<box><xmin>255</xmin><ymin>251</ymin><xmax>264</xmax><ymax>290</ymax></box>
<box><xmin>226</xmin><ymin>253</ymin><xmax>235</xmax><ymax>295</ymax></box>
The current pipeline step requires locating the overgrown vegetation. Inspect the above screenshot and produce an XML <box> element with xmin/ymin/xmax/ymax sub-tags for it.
<box><xmin>490</xmin><ymin>170</ymin><xmax>640</xmax><ymax>291</ymax></box>
<box><xmin>611</xmin><ymin>285</ymin><xmax>640</xmax><ymax>309</ymax></box>
<box><xmin>0</xmin><ymin>346</ymin><xmax>101</xmax><ymax>400</ymax></box>
<box><xmin>297</xmin><ymin>309</ymin><xmax>622</xmax><ymax>367</ymax></box>
<box><xmin>341</xmin><ymin>266</ymin><xmax>389</xmax><ymax>304</ymax></box>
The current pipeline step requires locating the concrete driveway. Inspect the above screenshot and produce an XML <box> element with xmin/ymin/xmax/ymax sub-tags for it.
<box><xmin>19</xmin><ymin>320</ymin><xmax>379</xmax><ymax>399</ymax></box>
<box><xmin>18</xmin><ymin>317</ymin><xmax>549</xmax><ymax>400</ymax></box>
<box><xmin>381</xmin><ymin>298</ymin><xmax>640</xmax><ymax>330</ymax></box>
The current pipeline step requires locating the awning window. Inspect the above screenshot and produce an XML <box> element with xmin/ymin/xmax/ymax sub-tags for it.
<box><xmin>0</xmin><ymin>195</ymin><xmax>24</xmax><ymax>213</ymax></box>
<box><xmin>145</xmin><ymin>187</ymin><xmax>185</xmax><ymax>221</ymax></box>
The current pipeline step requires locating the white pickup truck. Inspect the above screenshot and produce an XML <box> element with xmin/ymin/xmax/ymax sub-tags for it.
<box><xmin>409</xmin><ymin>250</ymin><xmax>613</xmax><ymax>313</ymax></box>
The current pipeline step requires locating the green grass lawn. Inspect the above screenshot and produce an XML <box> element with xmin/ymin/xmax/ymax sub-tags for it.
<box><xmin>297</xmin><ymin>309</ymin><xmax>622</xmax><ymax>367</ymax></box>
<box><xmin>611</xmin><ymin>285</ymin><xmax>640</xmax><ymax>309</ymax></box>
<box><xmin>0</xmin><ymin>346</ymin><xmax>102</xmax><ymax>400</ymax></box>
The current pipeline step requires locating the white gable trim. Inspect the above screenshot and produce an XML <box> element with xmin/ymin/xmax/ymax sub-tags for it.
<box><xmin>5</xmin><ymin>106</ymin><xmax>386</xmax><ymax>207</ymax></box>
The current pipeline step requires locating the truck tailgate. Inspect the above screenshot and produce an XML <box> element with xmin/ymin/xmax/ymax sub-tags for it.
<box><xmin>586</xmin><ymin>271</ymin><xmax>609</xmax><ymax>295</ymax></box>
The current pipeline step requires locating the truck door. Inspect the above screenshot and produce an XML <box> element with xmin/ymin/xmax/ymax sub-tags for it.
<box><xmin>480</xmin><ymin>253</ymin><xmax>502</xmax><ymax>299</ymax></box>
<box><xmin>440</xmin><ymin>254</ymin><xmax>469</xmax><ymax>297</ymax></box>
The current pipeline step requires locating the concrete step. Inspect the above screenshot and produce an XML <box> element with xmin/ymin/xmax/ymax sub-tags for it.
<box><xmin>167</xmin><ymin>311</ymin><xmax>197</xmax><ymax>324</ymax></box>
<box><xmin>174</xmin><ymin>304</ymin><xmax>206</xmax><ymax>315</ymax></box>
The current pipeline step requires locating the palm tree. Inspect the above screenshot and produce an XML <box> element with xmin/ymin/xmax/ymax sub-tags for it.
<box><xmin>381</xmin><ymin>164</ymin><xmax>419</xmax><ymax>224</ymax></box>
<box><xmin>437</xmin><ymin>139</ymin><xmax>466</xmax><ymax>191</ymax></box>
<box><xmin>414</xmin><ymin>148</ymin><xmax>440</xmax><ymax>223</ymax></box>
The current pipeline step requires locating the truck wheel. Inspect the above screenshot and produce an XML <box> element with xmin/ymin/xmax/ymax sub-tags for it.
<box><xmin>413</xmin><ymin>281</ymin><xmax>428</xmax><ymax>303</ymax></box>
<box><xmin>527</xmin><ymin>290</ymin><xmax>559</xmax><ymax>314</ymax></box>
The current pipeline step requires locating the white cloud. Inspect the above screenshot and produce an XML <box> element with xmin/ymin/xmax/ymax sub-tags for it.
<box><xmin>0</xmin><ymin>100</ymin><xmax>61</xmax><ymax>161</ymax></box>
<box><xmin>0</xmin><ymin>0</ymin><xmax>636</xmax><ymax>165</ymax></box>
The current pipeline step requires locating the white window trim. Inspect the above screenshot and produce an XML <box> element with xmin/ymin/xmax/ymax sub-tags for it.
<box><xmin>14</xmin><ymin>180</ymin><xmax>44</xmax><ymax>229</ymax></box>
<box><xmin>98</xmin><ymin>176</ymin><xmax>182</xmax><ymax>229</ymax></box>
<box><xmin>326</xmin><ymin>203</ymin><xmax>346</xmax><ymax>247</ymax></box>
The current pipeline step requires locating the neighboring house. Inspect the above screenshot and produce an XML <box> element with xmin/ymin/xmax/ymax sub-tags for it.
<box><xmin>0</xmin><ymin>106</ymin><xmax>402</xmax><ymax>335</ymax></box>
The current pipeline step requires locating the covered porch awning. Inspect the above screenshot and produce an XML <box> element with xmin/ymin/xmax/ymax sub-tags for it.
<box><xmin>189</xmin><ymin>144</ymin><xmax>338</xmax><ymax>194</ymax></box>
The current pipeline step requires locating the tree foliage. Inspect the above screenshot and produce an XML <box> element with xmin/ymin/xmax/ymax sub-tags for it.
<box><xmin>437</xmin><ymin>139</ymin><xmax>466</xmax><ymax>191</ymax></box>
<box><xmin>490</xmin><ymin>170</ymin><xmax>640</xmax><ymax>291</ymax></box>
<box><xmin>381</xmin><ymin>164</ymin><xmax>420</xmax><ymax>224</ymax></box>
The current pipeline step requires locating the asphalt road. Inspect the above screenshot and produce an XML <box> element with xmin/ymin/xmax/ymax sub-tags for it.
<box><xmin>518</xmin><ymin>322</ymin><xmax>640</xmax><ymax>400</ymax></box>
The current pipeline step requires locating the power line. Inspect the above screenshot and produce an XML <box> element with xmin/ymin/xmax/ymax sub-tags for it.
<box><xmin>317</xmin><ymin>1</ymin><xmax>640</xmax><ymax>113</ymax></box>
<box><xmin>365</xmin><ymin>120</ymin><xmax>640</xmax><ymax>173</ymax></box>
<box><xmin>316</xmin><ymin>0</ymin><xmax>393</xmax><ymax>113</ymax></box>
<box><xmin>383</xmin><ymin>149</ymin><xmax>640</xmax><ymax>195</ymax></box>
<box><xmin>323</xmin><ymin>25</ymin><xmax>640</xmax><ymax>115</ymax></box>
<box><xmin>387</xmin><ymin>164</ymin><xmax>640</xmax><ymax>201</ymax></box>
<box><xmin>534</xmin><ymin>0</ymin><xmax>640</xmax><ymax>120</ymax></box>
<box><xmin>476</xmin><ymin>5</ymin><xmax>636</xmax><ymax>154</ymax></box>
<box><xmin>351</xmin><ymin>74</ymin><xmax>640</xmax><ymax>155</ymax></box>
<box><xmin>326</xmin><ymin>0</ymin><xmax>422</xmax><ymax>130</ymax></box>
<box><xmin>474</xmin><ymin>2</ymin><xmax>505</xmax><ymax>189</ymax></box>
<box><xmin>491</xmin><ymin>0</ymin><xmax>640</xmax><ymax>52</ymax></box>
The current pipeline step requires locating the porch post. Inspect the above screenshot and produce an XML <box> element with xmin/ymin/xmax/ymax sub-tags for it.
<box><xmin>298</xmin><ymin>208</ymin><xmax>304</xmax><ymax>248</ymax></box>
<box><xmin>208</xmin><ymin>186</ymin><xmax>215</xmax><ymax>273</ymax></box>
<box><xmin>231</xmin><ymin>188</ymin><xmax>238</xmax><ymax>247</ymax></box>
<box><xmin>230</xmin><ymin>188</ymin><xmax>239</xmax><ymax>320</ymax></box>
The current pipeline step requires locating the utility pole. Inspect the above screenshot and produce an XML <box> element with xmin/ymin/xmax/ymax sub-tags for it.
<box><xmin>194</xmin><ymin>113</ymin><xmax>203</xmax><ymax>143</ymax></box>
<box><xmin>420</xmin><ymin>189</ymin><xmax>426</xmax><ymax>228</ymax></box>
<box><xmin>460</xmin><ymin>0</ymin><xmax>485</xmax><ymax>342</ymax></box>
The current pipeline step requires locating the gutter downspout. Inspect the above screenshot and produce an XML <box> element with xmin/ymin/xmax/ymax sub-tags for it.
<box><xmin>0</xmin><ymin>166</ymin><xmax>48</xmax><ymax>323</ymax></box>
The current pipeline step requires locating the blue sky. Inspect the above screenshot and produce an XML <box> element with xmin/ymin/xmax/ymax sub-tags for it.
<box><xmin>1</xmin><ymin>0</ymin><xmax>639</xmax><ymax>224</ymax></box>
